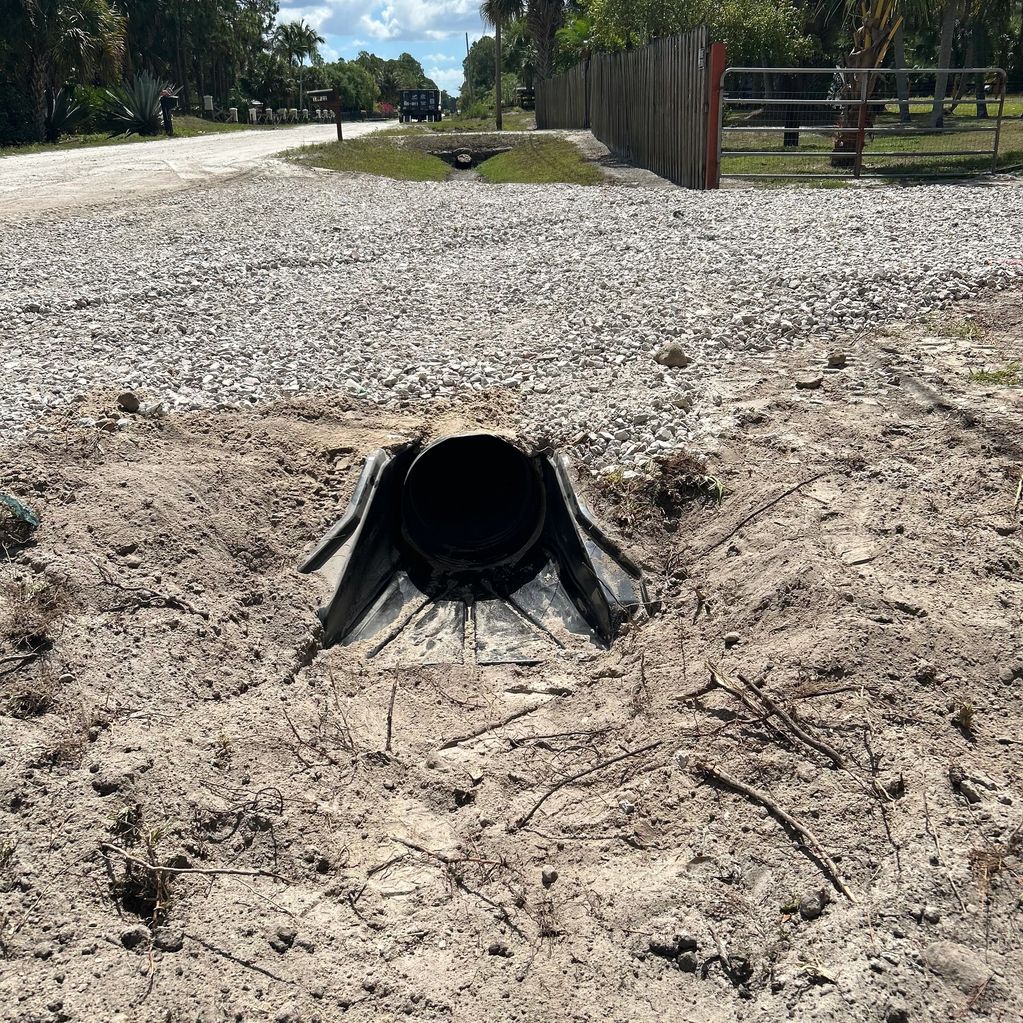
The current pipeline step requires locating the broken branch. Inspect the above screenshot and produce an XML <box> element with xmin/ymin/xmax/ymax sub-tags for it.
<box><xmin>702</xmin><ymin>472</ymin><xmax>828</xmax><ymax>556</ymax></box>
<box><xmin>512</xmin><ymin>740</ymin><xmax>662</xmax><ymax>831</ymax></box>
<box><xmin>439</xmin><ymin>703</ymin><xmax>545</xmax><ymax>750</ymax></box>
<box><xmin>696</xmin><ymin>762</ymin><xmax>856</xmax><ymax>904</ymax></box>
<box><xmin>385</xmin><ymin>678</ymin><xmax>398</xmax><ymax>753</ymax></box>
<box><xmin>737</xmin><ymin>673</ymin><xmax>846</xmax><ymax>769</ymax></box>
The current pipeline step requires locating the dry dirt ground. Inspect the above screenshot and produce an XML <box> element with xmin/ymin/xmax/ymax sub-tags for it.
<box><xmin>0</xmin><ymin>288</ymin><xmax>1021</xmax><ymax>1023</ymax></box>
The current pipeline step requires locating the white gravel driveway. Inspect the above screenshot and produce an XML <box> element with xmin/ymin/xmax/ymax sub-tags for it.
<box><xmin>0</xmin><ymin>120</ymin><xmax>386</xmax><ymax>218</ymax></box>
<box><xmin>1</xmin><ymin>160</ymin><xmax>1021</xmax><ymax>468</ymax></box>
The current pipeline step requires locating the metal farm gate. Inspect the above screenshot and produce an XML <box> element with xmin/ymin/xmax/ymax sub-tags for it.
<box><xmin>714</xmin><ymin>66</ymin><xmax>1008</xmax><ymax>184</ymax></box>
<box><xmin>536</xmin><ymin>28</ymin><xmax>715</xmax><ymax>189</ymax></box>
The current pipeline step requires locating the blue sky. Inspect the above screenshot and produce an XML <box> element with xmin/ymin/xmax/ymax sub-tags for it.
<box><xmin>278</xmin><ymin>2</ymin><xmax>489</xmax><ymax>93</ymax></box>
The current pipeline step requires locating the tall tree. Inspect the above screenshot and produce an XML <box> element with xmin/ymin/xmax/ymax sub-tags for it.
<box><xmin>272</xmin><ymin>17</ymin><xmax>323</xmax><ymax>106</ymax></box>
<box><xmin>481</xmin><ymin>0</ymin><xmax>524</xmax><ymax>128</ymax></box>
<box><xmin>526</xmin><ymin>0</ymin><xmax>564</xmax><ymax>80</ymax></box>
<box><xmin>832</xmin><ymin>1</ymin><xmax>902</xmax><ymax>165</ymax></box>
<box><xmin>17</xmin><ymin>0</ymin><xmax>125</xmax><ymax>142</ymax></box>
<box><xmin>931</xmin><ymin>0</ymin><xmax>960</xmax><ymax>126</ymax></box>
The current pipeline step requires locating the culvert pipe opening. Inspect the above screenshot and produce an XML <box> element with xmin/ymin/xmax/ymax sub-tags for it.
<box><xmin>400</xmin><ymin>434</ymin><xmax>545</xmax><ymax>572</ymax></box>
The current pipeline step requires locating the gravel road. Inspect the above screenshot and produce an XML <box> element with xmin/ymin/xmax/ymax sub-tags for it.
<box><xmin>1</xmin><ymin>161</ymin><xmax>1021</xmax><ymax>468</ymax></box>
<box><xmin>0</xmin><ymin>120</ymin><xmax>385</xmax><ymax>217</ymax></box>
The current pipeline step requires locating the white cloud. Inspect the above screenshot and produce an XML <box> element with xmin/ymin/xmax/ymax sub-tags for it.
<box><xmin>278</xmin><ymin>0</ymin><xmax>482</xmax><ymax>43</ymax></box>
<box><xmin>428</xmin><ymin>66</ymin><xmax>464</xmax><ymax>92</ymax></box>
<box><xmin>278</xmin><ymin>4</ymin><xmax>336</xmax><ymax>31</ymax></box>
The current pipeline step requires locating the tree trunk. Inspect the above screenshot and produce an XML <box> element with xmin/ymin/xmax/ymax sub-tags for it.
<box><xmin>973</xmin><ymin>19</ymin><xmax>989</xmax><ymax>119</ymax></box>
<box><xmin>893</xmin><ymin>23</ymin><xmax>910</xmax><ymax>123</ymax></box>
<box><xmin>29</xmin><ymin>52</ymin><xmax>48</xmax><ymax>144</ymax></box>
<box><xmin>930</xmin><ymin>1</ymin><xmax>958</xmax><ymax>129</ymax></box>
<box><xmin>947</xmin><ymin>25</ymin><xmax>974</xmax><ymax>116</ymax></box>
<box><xmin>781</xmin><ymin>73</ymin><xmax>799</xmax><ymax>147</ymax></box>
<box><xmin>175</xmin><ymin>1</ymin><xmax>190</xmax><ymax>109</ymax></box>
<box><xmin>495</xmin><ymin>19</ymin><xmax>503</xmax><ymax>130</ymax></box>
<box><xmin>1014</xmin><ymin>0</ymin><xmax>1023</xmax><ymax>92</ymax></box>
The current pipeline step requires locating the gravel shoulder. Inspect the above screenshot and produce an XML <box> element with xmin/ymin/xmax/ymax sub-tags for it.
<box><xmin>0</xmin><ymin>120</ymin><xmax>387</xmax><ymax>218</ymax></box>
<box><xmin>1</xmin><ymin>165</ymin><xmax>1021</xmax><ymax>470</ymax></box>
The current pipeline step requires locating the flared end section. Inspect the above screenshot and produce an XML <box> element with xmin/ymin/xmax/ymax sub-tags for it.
<box><xmin>300</xmin><ymin>433</ymin><xmax>648</xmax><ymax>665</ymax></box>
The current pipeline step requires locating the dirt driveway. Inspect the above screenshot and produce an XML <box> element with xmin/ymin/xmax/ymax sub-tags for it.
<box><xmin>0</xmin><ymin>120</ymin><xmax>387</xmax><ymax>218</ymax></box>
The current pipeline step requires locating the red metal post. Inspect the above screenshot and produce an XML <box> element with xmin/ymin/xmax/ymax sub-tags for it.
<box><xmin>704</xmin><ymin>42</ymin><xmax>727</xmax><ymax>189</ymax></box>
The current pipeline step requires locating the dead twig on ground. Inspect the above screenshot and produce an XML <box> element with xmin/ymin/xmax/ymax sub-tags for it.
<box><xmin>670</xmin><ymin>679</ymin><xmax>717</xmax><ymax>704</ymax></box>
<box><xmin>736</xmin><ymin>673</ymin><xmax>846</xmax><ymax>769</ymax></box>
<box><xmin>389</xmin><ymin>837</ymin><xmax>512</xmax><ymax>872</ymax></box>
<box><xmin>696</xmin><ymin>762</ymin><xmax>856</xmax><ymax>904</ymax></box>
<box><xmin>702</xmin><ymin>472</ymin><xmax>829</xmax><ymax>557</ymax></box>
<box><xmin>439</xmin><ymin>704</ymin><xmax>545</xmax><ymax>750</ymax></box>
<box><xmin>94</xmin><ymin>562</ymin><xmax>204</xmax><ymax>617</ymax></box>
<box><xmin>0</xmin><ymin>652</ymin><xmax>41</xmax><ymax>678</ymax></box>
<box><xmin>389</xmin><ymin>838</ymin><xmax>525</xmax><ymax>936</ymax></box>
<box><xmin>385</xmin><ymin>678</ymin><xmax>398</xmax><ymax>753</ymax></box>
<box><xmin>100</xmin><ymin>843</ymin><xmax>287</xmax><ymax>882</ymax></box>
<box><xmin>367</xmin><ymin>853</ymin><xmax>408</xmax><ymax>878</ymax></box>
<box><xmin>511</xmin><ymin>740</ymin><xmax>662</xmax><ymax>831</ymax></box>
<box><xmin>793</xmin><ymin>682</ymin><xmax>879</xmax><ymax>700</ymax></box>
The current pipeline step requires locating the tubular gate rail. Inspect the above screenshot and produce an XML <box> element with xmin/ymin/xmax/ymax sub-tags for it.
<box><xmin>716</xmin><ymin>66</ymin><xmax>1007</xmax><ymax>183</ymax></box>
<box><xmin>537</xmin><ymin>27</ymin><xmax>710</xmax><ymax>188</ymax></box>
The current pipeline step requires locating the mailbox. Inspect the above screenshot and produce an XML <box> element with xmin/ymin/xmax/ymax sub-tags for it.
<box><xmin>307</xmin><ymin>89</ymin><xmax>343</xmax><ymax>140</ymax></box>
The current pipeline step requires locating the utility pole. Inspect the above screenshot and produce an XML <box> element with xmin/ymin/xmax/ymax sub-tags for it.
<box><xmin>466</xmin><ymin>32</ymin><xmax>473</xmax><ymax>108</ymax></box>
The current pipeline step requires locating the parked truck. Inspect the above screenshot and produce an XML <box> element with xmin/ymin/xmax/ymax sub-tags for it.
<box><xmin>399</xmin><ymin>89</ymin><xmax>442</xmax><ymax>123</ymax></box>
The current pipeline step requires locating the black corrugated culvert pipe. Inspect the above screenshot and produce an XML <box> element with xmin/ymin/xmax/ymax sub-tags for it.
<box><xmin>300</xmin><ymin>433</ymin><xmax>648</xmax><ymax>665</ymax></box>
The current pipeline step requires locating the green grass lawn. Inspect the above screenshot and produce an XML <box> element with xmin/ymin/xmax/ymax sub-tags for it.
<box><xmin>719</xmin><ymin>93</ymin><xmax>1023</xmax><ymax>186</ymax></box>
<box><xmin>477</xmin><ymin>138</ymin><xmax>603</xmax><ymax>184</ymax></box>
<box><xmin>0</xmin><ymin>116</ymin><xmax>259</xmax><ymax>158</ymax></box>
<box><xmin>291</xmin><ymin>137</ymin><xmax>450</xmax><ymax>181</ymax></box>
<box><xmin>291</xmin><ymin>135</ymin><xmax>603</xmax><ymax>186</ymax></box>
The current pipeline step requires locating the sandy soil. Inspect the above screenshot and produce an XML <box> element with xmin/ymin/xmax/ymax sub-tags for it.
<box><xmin>0</xmin><ymin>283</ymin><xmax>1020</xmax><ymax>1022</ymax></box>
<box><xmin>0</xmin><ymin>121</ymin><xmax>387</xmax><ymax>218</ymax></box>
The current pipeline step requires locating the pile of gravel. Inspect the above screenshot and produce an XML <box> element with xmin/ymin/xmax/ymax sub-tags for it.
<box><xmin>1</xmin><ymin>172</ymin><xmax>1020</xmax><ymax>469</ymax></box>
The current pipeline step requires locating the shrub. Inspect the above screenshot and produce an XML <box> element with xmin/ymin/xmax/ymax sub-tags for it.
<box><xmin>45</xmin><ymin>88</ymin><xmax>85</xmax><ymax>142</ymax></box>
<box><xmin>461</xmin><ymin>100</ymin><xmax>492</xmax><ymax>119</ymax></box>
<box><xmin>0</xmin><ymin>69</ymin><xmax>34</xmax><ymax>146</ymax></box>
<box><xmin>73</xmin><ymin>84</ymin><xmax>109</xmax><ymax>133</ymax></box>
<box><xmin>104</xmin><ymin>71</ymin><xmax>173</xmax><ymax>136</ymax></box>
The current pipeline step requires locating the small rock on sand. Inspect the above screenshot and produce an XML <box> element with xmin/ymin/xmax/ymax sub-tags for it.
<box><xmin>653</xmin><ymin>342</ymin><xmax>692</xmax><ymax>368</ymax></box>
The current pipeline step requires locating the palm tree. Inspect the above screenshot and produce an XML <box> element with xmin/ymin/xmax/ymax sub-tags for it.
<box><xmin>527</xmin><ymin>0</ymin><xmax>565</xmax><ymax>81</ymax></box>
<box><xmin>930</xmin><ymin>0</ymin><xmax>961</xmax><ymax>127</ymax></box>
<box><xmin>481</xmin><ymin>0</ymin><xmax>523</xmax><ymax>129</ymax></box>
<box><xmin>831</xmin><ymin>0</ymin><xmax>903</xmax><ymax>165</ymax></box>
<box><xmin>273</xmin><ymin>18</ymin><xmax>324</xmax><ymax>107</ymax></box>
<box><xmin>19</xmin><ymin>0</ymin><xmax>125</xmax><ymax>142</ymax></box>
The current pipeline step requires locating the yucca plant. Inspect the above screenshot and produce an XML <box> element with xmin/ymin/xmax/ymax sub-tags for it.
<box><xmin>45</xmin><ymin>87</ymin><xmax>84</xmax><ymax>142</ymax></box>
<box><xmin>104</xmin><ymin>70</ymin><xmax>172</xmax><ymax>136</ymax></box>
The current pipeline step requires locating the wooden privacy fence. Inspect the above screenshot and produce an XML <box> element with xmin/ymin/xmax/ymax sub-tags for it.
<box><xmin>536</xmin><ymin>28</ymin><xmax>711</xmax><ymax>188</ymax></box>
